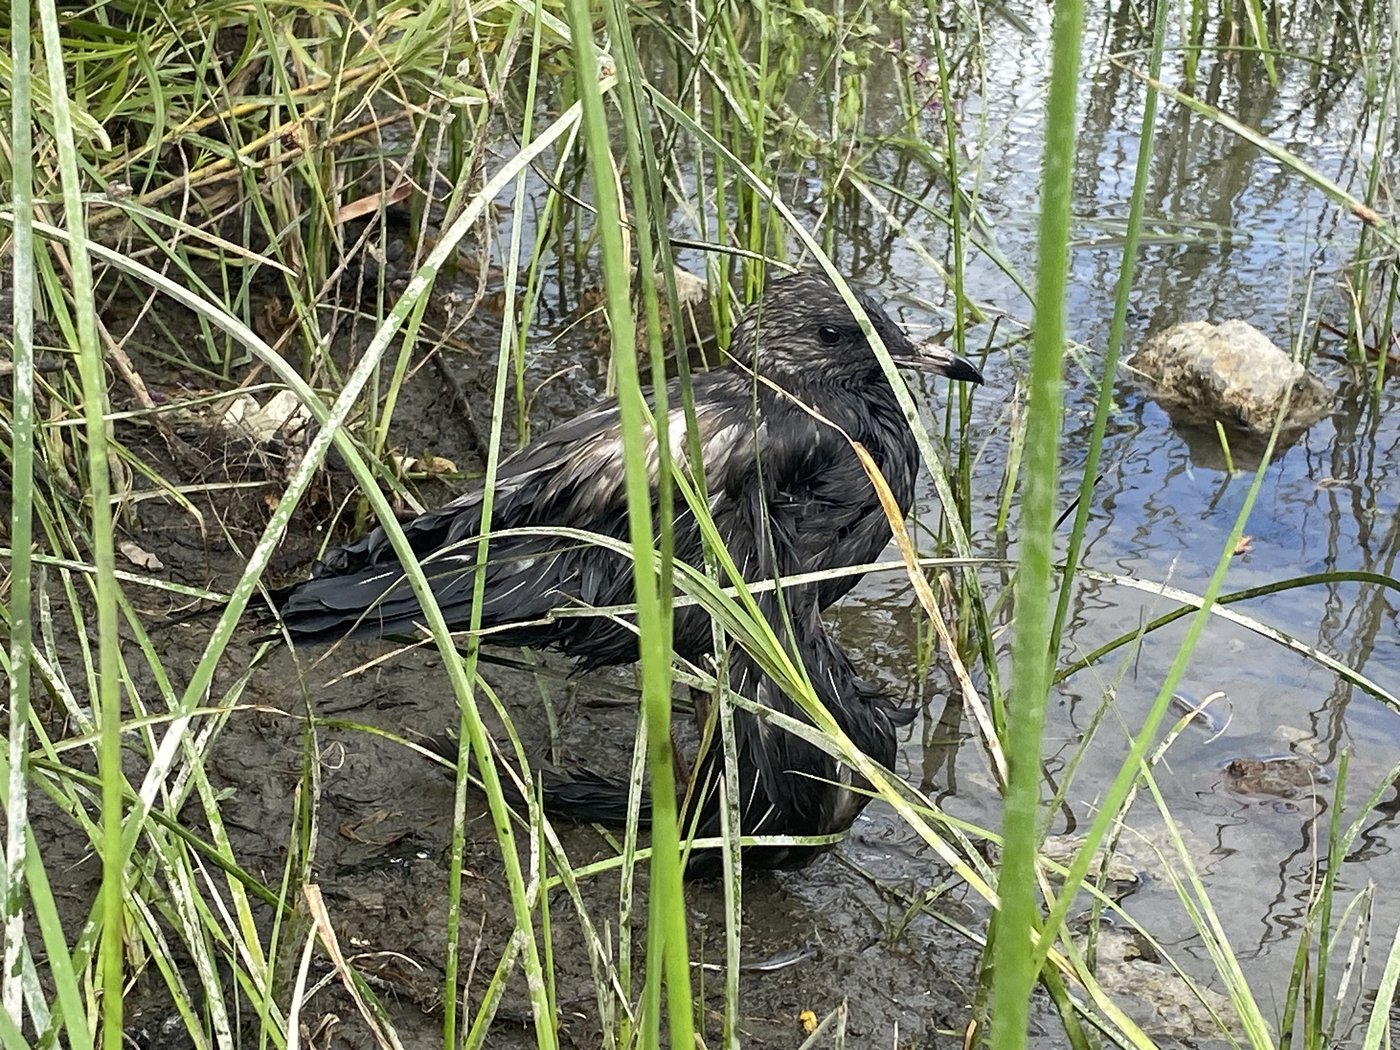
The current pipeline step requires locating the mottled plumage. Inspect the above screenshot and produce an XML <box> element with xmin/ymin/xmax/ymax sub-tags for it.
<box><xmin>270</xmin><ymin>272</ymin><xmax>982</xmax><ymax>665</ymax></box>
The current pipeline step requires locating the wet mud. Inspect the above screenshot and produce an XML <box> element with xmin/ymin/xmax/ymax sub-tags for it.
<box><xmin>24</xmin><ymin>288</ymin><xmax>1002</xmax><ymax>1049</ymax></box>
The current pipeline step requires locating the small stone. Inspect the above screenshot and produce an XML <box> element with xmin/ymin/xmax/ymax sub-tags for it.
<box><xmin>1129</xmin><ymin>320</ymin><xmax>1333</xmax><ymax>436</ymax></box>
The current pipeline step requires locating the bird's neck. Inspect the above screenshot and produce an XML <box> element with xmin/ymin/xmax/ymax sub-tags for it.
<box><xmin>763</xmin><ymin>372</ymin><xmax>910</xmax><ymax>443</ymax></box>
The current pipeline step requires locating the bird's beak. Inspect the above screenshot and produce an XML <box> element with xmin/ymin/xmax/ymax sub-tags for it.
<box><xmin>899</xmin><ymin>339</ymin><xmax>985</xmax><ymax>384</ymax></box>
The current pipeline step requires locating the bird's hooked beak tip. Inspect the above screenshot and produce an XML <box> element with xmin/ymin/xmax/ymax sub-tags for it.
<box><xmin>944</xmin><ymin>354</ymin><xmax>985</xmax><ymax>385</ymax></box>
<box><xmin>906</xmin><ymin>340</ymin><xmax>985</xmax><ymax>385</ymax></box>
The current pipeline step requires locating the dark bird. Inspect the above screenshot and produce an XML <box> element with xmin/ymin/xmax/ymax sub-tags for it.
<box><xmin>269</xmin><ymin>272</ymin><xmax>983</xmax><ymax>664</ymax></box>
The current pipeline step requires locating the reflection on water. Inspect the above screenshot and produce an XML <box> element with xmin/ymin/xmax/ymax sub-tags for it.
<box><xmin>815</xmin><ymin>0</ymin><xmax>1400</xmax><ymax>1024</ymax></box>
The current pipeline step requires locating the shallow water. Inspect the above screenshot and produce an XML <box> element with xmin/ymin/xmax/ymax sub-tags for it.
<box><xmin>799</xmin><ymin>0</ymin><xmax>1400</xmax><ymax>1037</ymax></box>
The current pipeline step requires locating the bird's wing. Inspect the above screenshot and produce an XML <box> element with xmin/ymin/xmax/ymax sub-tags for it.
<box><xmin>315</xmin><ymin>372</ymin><xmax>755</xmax><ymax>574</ymax></box>
<box><xmin>272</xmin><ymin>373</ymin><xmax>760</xmax><ymax>641</ymax></box>
<box><xmin>685</xmin><ymin>464</ymin><xmax>843</xmax><ymax>820</ymax></box>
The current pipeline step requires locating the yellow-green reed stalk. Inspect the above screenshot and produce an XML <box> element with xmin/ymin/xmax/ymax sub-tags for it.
<box><xmin>562</xmin><ymin>2</ymin><xmax>695</xmax><ymax>1046</ymax></box>
<box><xmin>993</xmin><ymin>1</ymin><xmax>1084</xmax><ymax>1049</ymax></box>
<box><xmin>36</xmin><ymin>1</ymin><xmax>126</xmax><ymax>1044</ymax></box>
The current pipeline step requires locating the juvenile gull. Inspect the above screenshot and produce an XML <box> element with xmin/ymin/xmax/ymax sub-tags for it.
<box><xmin>269</xmin><ymin>271</ymin><xmax>983</xmax><ymax>666</ymax></box>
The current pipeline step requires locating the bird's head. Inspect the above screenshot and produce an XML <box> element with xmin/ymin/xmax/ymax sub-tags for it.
<box><xmin>727</xmin><ymin>272</ymin><xmax>984</xmax><ymax>389</ymax></box>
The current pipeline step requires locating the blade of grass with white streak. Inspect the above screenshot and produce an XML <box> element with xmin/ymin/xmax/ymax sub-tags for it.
<box><xmin>3</xmin><ymin>0</ymin><xmax>37</xmax><ymax>1026</ymax></box>
<box><xmin>34</xmin><ymin>2</ymin><xmax>127</xmax><ymax>1043</ymax></box>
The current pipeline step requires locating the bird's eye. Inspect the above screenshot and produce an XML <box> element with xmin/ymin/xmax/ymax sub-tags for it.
<box><xmin>816</xmin><ymin>325</ymin><xmax>842</xmax><ymax>346</ymax></box>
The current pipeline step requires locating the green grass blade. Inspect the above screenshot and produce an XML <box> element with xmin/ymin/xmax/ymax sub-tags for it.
<box><xmin>992</xmin><ymin>1</ymin><xmax>1085</xmax><ymax>1047</ymax></box>
<box><xmin>561</xmin><ymin>4</ymin><xmax>695</xmax><ymax>1045</ymax></box>
<box><xmin>444</xmin><ymin>13</ymin><xmax>542</xmax><ymax>1044</ymax></box>
<box><xmin>1034</xmin><ymin>287</ymin><xmax>1320</xmax><ymax>990</ymax></box>
<box><xmin>1124</xmin><ymin>61</ymin><xmax>1398</xmax><ymax>250</ymax></box>
<box><xmin>1049</xmin><ymin>0</ymin><xmax>1169</xmax><ymax>654</ymax></box>
<box><xmin>3</xmin><ymin>0</ymin><xmax>37</xmax><ymax>1024</ymax></box>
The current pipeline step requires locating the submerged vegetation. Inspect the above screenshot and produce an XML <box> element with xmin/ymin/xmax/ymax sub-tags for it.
<box><xmin>2</xmin><ymin>0</ymin><xmax>1399</xmax><ymax>1047</ymax></box>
